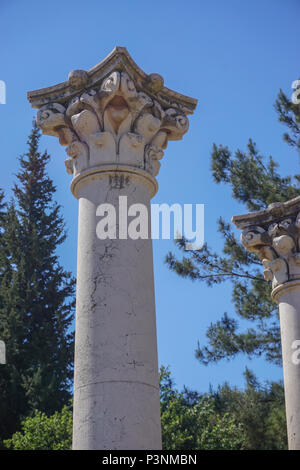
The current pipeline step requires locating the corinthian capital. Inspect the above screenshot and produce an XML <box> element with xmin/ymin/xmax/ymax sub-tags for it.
<box><xmin>28</xmin><ymin>47</ymin><xmax>197</xmax><ymax>186</ymax></box>
<box><xmin>232</xmin><ymin>196</ymin><xmax>300</xmax><ymax>301</ymax></box>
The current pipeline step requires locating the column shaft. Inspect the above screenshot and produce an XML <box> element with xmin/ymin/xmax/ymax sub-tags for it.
<box><xmin>277</xmin><ymin>285</ymin><xmax>300</xmax><ymax>449</ymax></box>
<box><xmin>72</xmin><ymin>173</ymin><xmax>161</xmax><ymax>450</ymax></box>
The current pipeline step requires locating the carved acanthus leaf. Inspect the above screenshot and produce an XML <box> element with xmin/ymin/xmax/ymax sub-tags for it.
<box><xmin>34</xmin><ymin>67</ymin><xmax>191</xmax><ymax>178</ymax></box>
<box><xmin>241</xmin><ymin>214</ymin><xmax>300</xmax><ymax>288</ymax></box>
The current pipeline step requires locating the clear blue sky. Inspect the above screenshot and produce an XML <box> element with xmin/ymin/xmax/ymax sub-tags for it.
<box><xmin>0</xmin><ymin>0</ymin><xmax>299</xmax><ymax>392</ymax></box>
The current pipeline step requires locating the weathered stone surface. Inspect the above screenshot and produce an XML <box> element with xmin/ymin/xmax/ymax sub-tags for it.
<box><xmin>28</xmin><ymin>46</ymin><xmax>197</xmax><ymax>183</ymax></box>
<box><xmin>28</xmin><ymin>47</ymin><xmax>197</xmax><ymax>450</ymax></box>
<box><xmin>233</xmin><ymin>196</ymin><xmax>300</xmax><ymax>450</ymax></box>
<box><xmin>73</xmin><ymin>176</ymin><xmax>161</xmax><ymax>449</ymax></box>
<box><xmin>232</xmin><ymin>196</ymin><xmax>300</xmax><ymax>300</ymax></box>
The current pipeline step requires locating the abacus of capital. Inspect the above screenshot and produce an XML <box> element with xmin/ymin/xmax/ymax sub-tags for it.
<box><xmin>27</xmin><ymin>47</ymin><xmax>197</xmax><ymax>450</ymax></box>
<box><xmin>233</xmin><ymin>196</ymin><xmax>300</xmax><ymax>450</ymax></box>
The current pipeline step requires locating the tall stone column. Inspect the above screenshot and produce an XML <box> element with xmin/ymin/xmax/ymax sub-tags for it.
<box><xmin>233</xmin><ymin>196</ymin><xmax>300</xmax><ymax>450</ymax></box>
<box><xmin>27</xmin><ymin>47</ymin><xmax>197</xmax><ymax>450</ymax></box>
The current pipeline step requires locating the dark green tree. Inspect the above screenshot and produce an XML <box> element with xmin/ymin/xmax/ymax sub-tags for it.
<box><xmin>166</xmin><ymin>90</ymin><xmax>300</xmax><ymax>367</ymax></box>
<box><xmin>0</xmin><ymin>125</ymin><xmax>75</xmax><ymax>444</ymax></box>
<box><xmin>212</xmin><ymin>368</ymin><xmax>287</xmax><ymax>450</ymax></box>
<box><xmin>275</xmin><ymin>86</ymin><xmax>300</xmax><ymax>151</ymax></box>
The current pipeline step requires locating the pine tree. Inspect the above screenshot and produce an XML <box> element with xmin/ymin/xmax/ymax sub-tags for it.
<box><xmin>0</xmin><ymin>125</ymin><xmax>75</xmax><ymax>444</ymax></box>
<box><xmin>165</xmin><ymin>90</ymin><xmax>300</xmax><ymax>366</ymax></box>
<box><xmin>275</xmin><ymin>87</ymin><xmax>300</xmax><ymax>151</ymax></box>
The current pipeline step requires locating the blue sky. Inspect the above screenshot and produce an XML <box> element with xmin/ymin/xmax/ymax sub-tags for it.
<box><xmin>0</xmin><ymin>0</ymin><xmax>299</xmax><ymax>392</ymax></box>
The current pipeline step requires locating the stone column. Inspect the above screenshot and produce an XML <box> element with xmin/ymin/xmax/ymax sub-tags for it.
<box><xmin>27</xmin><ymin>47</ymin><xmax>197</xmax><ymax>450</ymax></box>
<box><xmin>233</xmin><ymin>197</ymin><xmax>300</xmax><ymax>450</ymax></box>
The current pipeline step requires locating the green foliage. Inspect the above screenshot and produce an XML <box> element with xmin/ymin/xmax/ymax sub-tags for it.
<box><xmin>210</xmin><ymin>139</ymin><xmax>300</xmax><ymax>211</ymax></box>
<box><xmin>160</xmin><ymin>367</ymin><xmax>245</xmax><ymax>450</ymax></box>
<box><xmin>161</xmin><ymin>395</ymin><xmax>245</xmax><ymax>450</ymax></box>
<box><xmin>0</xmin><ymin>125</ymin><xmax>75</xmax><ymax>443</ymax></box>
<box><xmin>275</xmin><ymin>88</ymin><xmax>300</xmax><ymax>151</ymax></box>
<box><xmin>4</xmin><ymin>405</ymin><xmax>72</xmax><ymax>450</ymax></box>
<box><xmin>4</xmin><ymin>367</ymin><xmax>286</xmax><ymax>450</ymax></box>
<box><xmin>213</xmin><ymin>368</ymin><xmax>287</xmax><ymax>450</ymax></box>
<box><xmin>165</xmin><ymin>91</ymin><xmax>300</xmax><ymax>367</ymax></box>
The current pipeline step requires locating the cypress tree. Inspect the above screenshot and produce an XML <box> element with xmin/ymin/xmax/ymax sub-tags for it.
<box><xmin>0</xmin><ymin>125</ymin><xmax>75</xmax><ymax>443</ymax></box>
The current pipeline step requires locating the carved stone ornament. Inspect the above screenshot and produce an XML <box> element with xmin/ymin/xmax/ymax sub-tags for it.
<box><xmin>28</xmin><ymin>47</ymin><xmax>197</xmax><ymax>192</ymax></box>
<box><xmin>232</xmin><ymin>196</ymin><xmax>300</xmax><ymax>301</ymax></box>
